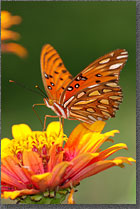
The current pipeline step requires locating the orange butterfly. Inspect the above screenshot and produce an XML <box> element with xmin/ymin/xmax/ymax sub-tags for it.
<box><xmin>36</xmin><ymin>44</ymin><xmax>128</xmax><ymax>127</ymax></box>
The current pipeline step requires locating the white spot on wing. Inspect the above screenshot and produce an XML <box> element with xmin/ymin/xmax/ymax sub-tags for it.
<box><xmin>88</xmin><ymin>115</ymin><xmax>96</xmax><ymax>121</ymax></box>
<box><xmin>99</xmin><ymin>58</ymin><xmax>110</xmax><ymax>64</ymax></box>
<box><xmin>117</xmin><ymin>55</ymin><xmax>128</xmax><ymax>59</ymax></box>
<box><xmin>121</xmin><ymin>51</ymin><xmax>128</xmax><ymax>55</ymax></box>
<box><xmin>109</xmin><ymin>63</ymin><xmax>123</xmax><ymax>69</ymax></box>
<box><xmin>77</xmin><ymin>91</ymin><xmax>85</xmax><ymax>98</ymax></box>
<box><xmin>64</xmin><ymin>96</ymin><xmax>74</xmax><ymax>108</ymax></box>
<box><xmin>97</xmin><ymin>117</ymin><xmax>103</xmax><ymax>121</ymax></box>
<box><xmin>88</xmin><ymin>84</ymin><xmax>99</xmax><ymax>89</ymax></box>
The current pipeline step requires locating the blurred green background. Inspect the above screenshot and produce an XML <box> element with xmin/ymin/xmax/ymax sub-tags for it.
<box><xmin>1</xmin><ymin>1</ymin><xmax>136</xmax><ymax>204</ymax></box>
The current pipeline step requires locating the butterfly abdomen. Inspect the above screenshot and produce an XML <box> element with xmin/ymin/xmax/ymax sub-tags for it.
<box><xmin>44</xmin><ymin>98</ymin><xmax>69</xmax><ymax>119</ymax></box>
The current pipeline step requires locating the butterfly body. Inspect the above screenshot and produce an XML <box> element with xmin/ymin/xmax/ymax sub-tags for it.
<box><xmin>41</xmin><ymin>44</ymin><xmax>128</xmax><ymax>124</ymax></box>
<box><xmin>44</xmin><ymin>98</ymin><xmax>69</xmax><ymax>119</ymax></box>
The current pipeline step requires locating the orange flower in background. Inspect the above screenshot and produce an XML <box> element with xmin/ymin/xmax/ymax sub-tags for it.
<box><xmin>1</xmin><ymin>11</ymin><xmax>27</xmax><ymax>58</ymax></box>
<box><xmin>1</xmin><ymin>121</ymin><xmax>135</xmax><ymax>204</ymax></box>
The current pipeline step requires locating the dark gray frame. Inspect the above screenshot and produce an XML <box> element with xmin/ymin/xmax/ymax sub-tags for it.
<box><xmin>0</xmin><ymin>0</ymin><xmax>139</xmax><ymax>208</ymax></box>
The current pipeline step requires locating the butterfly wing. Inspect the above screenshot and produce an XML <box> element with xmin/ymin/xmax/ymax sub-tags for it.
<box><xmin>40</xmin><ymin>44</ymin><xmax>73</xmax><ymax>102</ymax></box>
<box><xmin>60</xmin><ymin>49</ymin><xmax>128</xmax><ymax>123</ymax></box>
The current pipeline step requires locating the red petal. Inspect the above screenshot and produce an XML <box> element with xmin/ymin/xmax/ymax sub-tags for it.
<box><xmin>63</xmin><ymin>153</ymin><xmax>98</xmax><ymax>181</ymax></box>
<box><xmin>1</xmin><ymin>165</ymin><xmax>27</xmax><ymax>190</ymax></box>
<box><xmin>2</xmin><ymin>156</ymin><xmax>29</xmax><ymax>184</ymax></box>
<box><xmin>50</xmin><ymin>161</ymin><xmax>70</xmax><ymax>189</ymax></box>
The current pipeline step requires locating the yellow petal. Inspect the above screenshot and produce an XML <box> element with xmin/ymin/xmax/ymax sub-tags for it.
<box><xmin>46</xmin><ymin>122</ymin><xmax>65</xmax><ymax>146</ymax></box>
<box><xmin>113</xmin><ymin>157</ymin><xmax>136</xmax><ymax>166</ymax></box>
<box><xmin>12</xmin><ymin>124</ymin><xmax>32</xmax><ymax>139</ymax></box>
<box><xmin>46</xmin><ymin>122</ymin><xmax>63</xmax><ymax>137</ymax></box>
<box><xmin>1</xmin><ymin>138</ymin><xmax>11</xmax><ymax>151</ymax></box>
<box><xmin>3</xmin><ymin>189</ymin><xmax>39</xmax><ymax>200</ymax></box>
<box><xmin>81</xmin><ymin>121</ymin><xmax>106</xmax><ymax>133</ymax></box>
<box><xmin>66</xmin><ymin>121</ymin><xmax>106</xmax><ymax>148</ymax></box>
<box><xmin>1</xmin><ymin>138</ymin><xmax>12</xmax><ymax>159</ymax></box>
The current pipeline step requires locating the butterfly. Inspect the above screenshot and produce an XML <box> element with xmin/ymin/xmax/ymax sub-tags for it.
<box><xmin>39</xmin><ymin>44</ymin><xmax>128</xmax><ymax>125</ymax></box>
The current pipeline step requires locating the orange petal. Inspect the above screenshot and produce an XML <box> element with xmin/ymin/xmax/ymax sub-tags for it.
<box><xmin>63</xmin><ymin>153</ymin><xmax>99</xmax><ymax>181</ymax></box>
<box><xmin>32</xmin><ymin>172</ymin><xmax>52</xmax><ymax>191</ymax></box>
<box><xmin>48</xmin><ymin>145</ymin><xmax>57</xmax><ymax>172</ymax></box>
<box><xmin>23</xmin><ymin>151</ymin><xmax>44</xmax><ymax>175</ymax></box>
<box><xmin>1</xmin><ymin>43</ymin><xmax>27</xmax><ymax>58</ymax></box>
<box><xmin>1</xmin><ymin>11</ymin><xmax>22</xmax><ymax>29</ymax></box>
<box><xmin>2</xmin><ymin>189</ymin><xmax>39</xmax><ymax>200</ymax></box>
<box><xmin>32</xmin><ymin>162</ymin><xmax>70</xmax><ymax>191</ymax></box>
<box><xmin>2</xmin><ymin>156</ymin><xmax>29</xmax><ymax>185</ymax></box>
<box><xmin>50</xmin><ymin>161</ymin><xmax>71</xmax><ymax>189</ymax></box>
<box><xmin>65</xmin><ymin>121</ymin><xmax>106</xmax><ymax>150</ymax></box>
<box><xmin>1</xmin><ymin>29</ymin><xmax>20</xmax><ymax>41</ymax></box>
<box><xmin>67</xmin><ymin>188</ymin><xmax>75</xmax><ymax>204</ymax></box>
<box><xmin>1</xmin><ymin>165</ymin><xmax>27</xmax><ymax>190</ymax></box>
<box><xmin>86</xmin><ymin>130</ymin><xmax>119</xmax><ymax>154</ymax></box>
<box><xmin>90</xmin><ymin>143</ymin><xmax>128</xmax><ymax>164</ymax></box>
<box><xmin>71</xmin><ymin>157</ymin><xmax>136</xmax><ymax>183</ymax></box>
<box><xmin>48</xmin><ymin>145</ymin><xmax>64</xmax><ymax>172</ymax></box>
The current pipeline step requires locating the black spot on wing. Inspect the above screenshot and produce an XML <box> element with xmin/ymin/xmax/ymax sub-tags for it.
<box><xmin>96</xmin><ymin>80</ymin><xmax>101</xmax><ymax>83</ymax></box>
<box><xmin>48</xmin><ymin>86</ymin><xmax>52</xmax><ymax>90</ymax></box>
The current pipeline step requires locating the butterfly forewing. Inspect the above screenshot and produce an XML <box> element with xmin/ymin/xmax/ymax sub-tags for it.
<box><xmin>40</xmin><ymin>44</ymin><xmax>73</xmax><ymax>102</ymax></box>
<box><xmin>60</xmin><ymin>49</ymin><xmax>128</xmax><ymax>123</ymax></box>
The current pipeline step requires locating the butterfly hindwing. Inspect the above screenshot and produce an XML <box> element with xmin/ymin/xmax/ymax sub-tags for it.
<box><xmin>66</xmin><ymin>83</ymin><xmax>122</xmax><ymax>123</ymax></box>
<box><xmin>60</xmin><ymin>49</ymin><xmax>128</xmax><ymax>123</ymax></box>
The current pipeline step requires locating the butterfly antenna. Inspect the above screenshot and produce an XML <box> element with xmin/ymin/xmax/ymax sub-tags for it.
<box><xmin>35</xmin><ymin>85</ymin><xmax>47</xmax><ymax>98</ymax></box>
<box><xmin>9</xmin><ymin>80</ymin><xmax>45</xmax><ymax>98</ymax></box>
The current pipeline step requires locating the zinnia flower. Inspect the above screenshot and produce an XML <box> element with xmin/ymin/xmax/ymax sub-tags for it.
<box><xmin>1</xmin><ymin>121</ymin><xmax>135</xmax><ymax>204</ymax></box>
<box><xmin>1</xmin><ymin>11</ymin><xmax>27</xmax><ymax>58</ymax></box>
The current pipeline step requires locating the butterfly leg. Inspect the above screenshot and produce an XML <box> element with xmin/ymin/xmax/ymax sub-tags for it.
<box><xmin>44</xmin><ymin>115</ymin><xmax>59</xmax><ymax>131</ymax></box>
<box><xmin>32</xmin><ymin>103</ymin><xmax>45</xmax><ymax>128</ymax></box>
<box><xmin>58</xmin><ymin>117</ymin><xmax>65</xmax><ymax>136</ymax></box>
<box><xmin>61</xmin><ymin>118</ymin><xmax>64</xmax><ymax>129</ymax></box>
